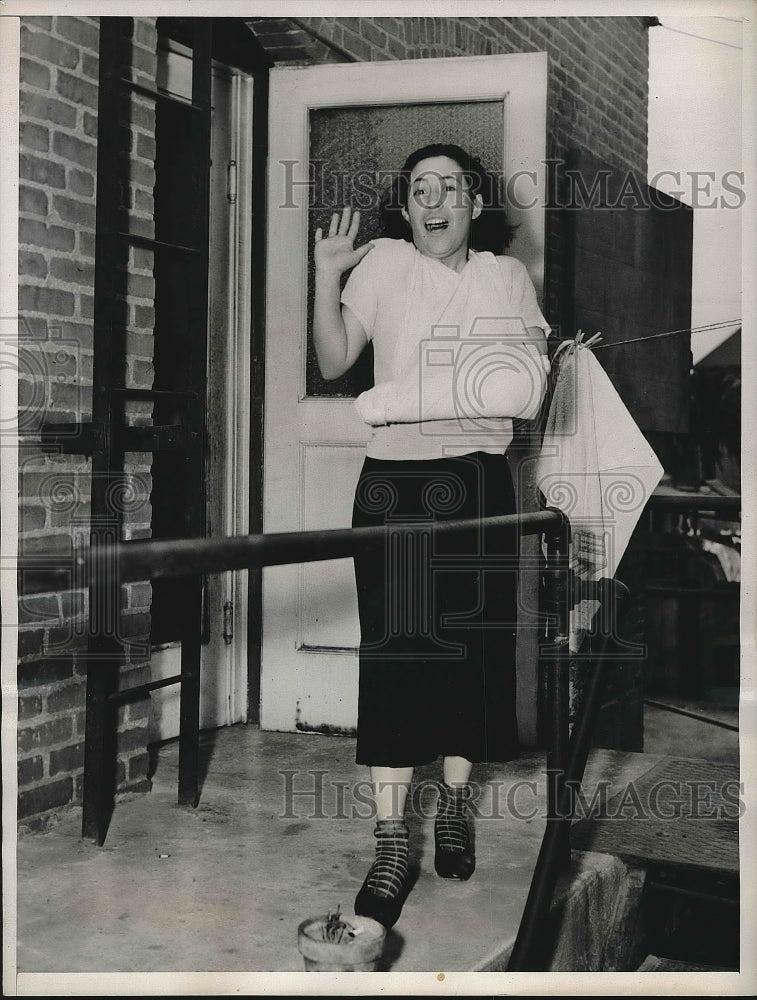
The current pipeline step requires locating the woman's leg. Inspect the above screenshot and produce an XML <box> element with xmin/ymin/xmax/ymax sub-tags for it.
<box><xmin>355</xmin><ymin>765</ymin><xmax>414</xmax><ymax>928</ymax></box>
<box><xmin>371</xmin><ymin>765</ymin><xmax>414</xmax><ymax>819</ymax></box>
<box><xmin>442</xmin><ymin>756</ymin><xmax>472</xmax><ymax>788</ymax></box>
<box><xmin>436</xmin><ymin>755</ymin><xmax>475</xmax><ymax>881</ymax></box>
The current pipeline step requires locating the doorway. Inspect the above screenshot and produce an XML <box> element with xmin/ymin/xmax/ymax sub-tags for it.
<box><xmin>261</xmin><ymin>54</ymin><xmax>548</xmax><ymax>735</ymax></box>
<box><xmin>148</xmin><ymin>40</ymin><xmax>254</xmax><ymax>741</ymax></box>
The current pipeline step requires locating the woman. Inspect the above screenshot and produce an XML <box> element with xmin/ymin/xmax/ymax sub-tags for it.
<box><xmin>313</xmin><ymin>143</ymin><xmax>550</xmax><ymax>928</ymax></box>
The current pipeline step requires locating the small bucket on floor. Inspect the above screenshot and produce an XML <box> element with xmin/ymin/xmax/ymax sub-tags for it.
<box><xmin>297</xmin><ymin>913</ymin><xmax>386</xmax><ymax>971</ymax></box>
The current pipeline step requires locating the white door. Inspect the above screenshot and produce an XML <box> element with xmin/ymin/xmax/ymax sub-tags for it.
<box><xmin>149</xmin><ymin>50</ymin><xmax>254</xmax><ymax>741</ymax></box>
<box><xmin>261</xmin><ymin>55</ymin><xmax>548</xmax><ymax>734</ymax></box>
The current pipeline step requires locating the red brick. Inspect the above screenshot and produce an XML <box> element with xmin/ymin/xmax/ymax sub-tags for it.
<box><xmin>20</xmin><ymin>120</ymin><xmax>50</xmax><ymax>153</ymax></box>
<box><xmin>18</xmin><ymin>755</ymin><xmax>45</xmax><ymax>785</ymax></box>
<box><xmin>340</xmin><ymin>29</ymin><xmax>373</xmax><ymax>61</ymax></box>
<box><xmin>360</xmin><ymin>20</ymin><xmax>388</xmax><ymax>49</ymax></box>
<box><xmin>23</xmin><ymin>16</ymin><xmax>53</xmax><ymax>30</ymax></box>
<box><xmin>56</xmin><ymin>70</ymin><xmax>98</xmax><ymax>110</ymax></box>
<box><xmin>128</xmin><ymin>750</ymin><xmax>151</xmax><ymax>783</ymax></box>
<box><xmin>46</xmin><ymin>680</ymin><xmax>85</xmax><ymax>713</ymax></box>
<box><xmin>17</xmin><ymin>657</ymin><xmax>75</xmax><ymax>690</ymax></box>
<box><xmin>48</xmin><ymin>382</ymin><xmax>82</xmax><ymax>412</ymax></box>
<box><xmin>130</xmin><ymin>360</ymin><xmax>154</xmax><ymax>387</ymax></box>
<box><xmin>49</xmin><ymin>740</ymin><xmax>85</xmax><ymax>776</ymax></box>
<box><xmin>120</xmin><ymin>662</ymin><xmax>152</xmax><ymax>688</ymax></box>
<box><xmin>18</xmin><ymin>595</ymin><xmax>60</xmax><ymax>628</ymax></box>
<box><xmin>52</xmin><ymin>131</ymin><xmax>97</xmax><ymax>170</ymax></box>
<box><xmin>20</xmin><ymin>90</ymin><xmax>78</xmax><ymax>129</ymax></box>
<box><xmin>59</xmin><ymin>320</ymin><xmax>94</xmax><ymax>351</ymax></box>
<box><xmin>122</xmin><ymin>216</ymin><xmax>153</xmax><ymax>243</ymax></box>
<box><xmin>119</xmin><ymin>612</ymin><xmax>151</xmax><ymax>639</ymax></box>
<box><xmin>125</xmin><ymin>698</ymin><xmax>151</xmax><ymax>726</ymax></box>
<box><xmin>78</xmin><ymin>231</ymin><xmax>96</xmax><ymax>260</ymax></box>
<box><xmin>131</xmin><ymin>247</ymin><xmax>153</xmax><ymax>271</ymax></box>
<box><xmin>80</xmin><ymin>294</ymin><xmax>94</xmax><ymax>319</ymax></box>
<box><xmin>83</xmin><ymin>111</ymin><xmax>98</xmax><ymax>139</ymax></box>
<box><xmin>127</xmin><ymin>273</ymin><xmax>155</xmax><ymax>299</ymax></box>
<box><xmin>58</xmin><ymin>589</ymin><xmax>87</xmax><ymax>622</ymax></box>
<box><xmin>18</xmin><ymin>694</ymin><xmax>43</xmax><ymax>719</ymax></box>
<box><xmin>19</xmin><ymin>217</ymin><xmax>76</xmax><ymax>252</ymax></box>
<box><xmin>54</xmin><ymin>15</ymin><xmax>100</xmax><ymax>53</ymax></box>
<box><xmin>18</xmin><ymin>777</ymin><xmax>73</xmax><ymax>819</ymax></box>
<box><xmin>50</xmin><ymin>499</ymin><xmax>91</xmax><ymax>528</ymax></box>
<box><xmin>19</xmin><ymin>285</ymin><xmax>76</xmax><ymax>317</ymax></box>
<box><xmin>67</xmin><ymin>167</ymin><xmax>95</xmax><ymax>198</ymax></box>
<box><xmin>18</xmin><ymin>715</ymin><xmax>73</xmax><ymax>754</ymax></box>
<box><xmin>19</xmin><ymin>56</ymin><xmax>51</xmax><ymax>90</ymax></box>
<box><xmin>125</xmin><ymin>99</ymin><xmax>155</xmax><ymax>133</ymax></box>
<box><xmin>130</xmin><ymin>44</ymin><xmax>157</xmax><ymax>75</ymax></box>
<box><xmin>53</xmin><ymin>194</ymin><xmax>95</xmax><ymax>229</ymax></box>
<box><xmin>19</xmin><ymin>152</ymin><xmax>66</xmax><ymax>189</ymax></box>
<box><xmin>19</xmin><ymin>531</ymin><xmax>74</xmax><ymax>559</ymax></box>
<box><xmin>21</xmin><ymin>26</ymin><xmax>80</xmax><ymax>69</ymax></box>
<box><xmin>82</xmin><ymin>52</ymin><xmax>99</xmax><ymax>81</ymax></box>
<box><xmin>17</xmin><ymin>627</ymin><xmax>46</xmax><ymax>660</ymax></box>
<box><xmin>19</xmin><ymin>185</ymin><xmax>49</xmax><ymax>217</ymax></box>
<box><xmin>113</xmin><ymin>758</ymin><xmax>127</xmax><ymax>789</ymax></box>
<box><xmin>20</xmin><ymin>503</ymin><xmax>48</xmax><ymax>533</ymax></box>
<box><xmin>116</xmin><ymin>155</ymin><xmax>155</xmax><ymax>189</ymax></box>
<box><xmin>135</xmin><ymin>132</ymin><xmax>156</xmax><ymax>161</ymax></box>
<box><xmin>49</xmin><ymin>255</ymin><xmax>95</xmax><ymax>285</ymax></box>
<box><xmin>19</xmin><ymin>250</ymin><xmax>47</xmax><ymax>279</ymax></box>
<box><xmin>133</xmin><ymin>306</ymin><xmax>155</xmax><ymax>330</ymax></box>
<box><xmin>116</xmin><ymin>723</ymin><xmax>149</xmax><ymax>753</ymax></box>
<box><xmin>79</xmin><ymin>356</ymin><xmax>94</xmax><ymax>382</ymax></box>
<box><xmin>135</xmin><ymin>18</ymin><xmax>157</xmax><ymax>46</ymax></box>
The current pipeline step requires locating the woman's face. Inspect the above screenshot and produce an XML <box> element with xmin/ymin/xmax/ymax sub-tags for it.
<box><xmin>402</xmin><ymin>155</ymin><xmax>483</xmax><ymax>265</ymax></box>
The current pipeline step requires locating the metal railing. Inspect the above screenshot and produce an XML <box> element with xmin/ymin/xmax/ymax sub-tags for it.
<box><xmin>507</xmin><ymin>490</ymin><xmax>741</xmax><ymax>970</ymax></box>
<box><xmin>507</xmin><ymin>576</ymin><xmax>629</xmax><ymax>971</ymax></box>
<box><xmin>20</xmin><ymin>505</ymin><xmax>580</xmax><ymax>967</ymax></box>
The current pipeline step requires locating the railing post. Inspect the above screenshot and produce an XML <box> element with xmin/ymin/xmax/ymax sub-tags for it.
<box><xmin>545</xmin><ymin>509</ymin><xmax>571</xmax><ymax>872</ymax></box>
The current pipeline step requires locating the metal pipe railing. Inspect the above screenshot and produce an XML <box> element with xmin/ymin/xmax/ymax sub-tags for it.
<box><xmin>507</xmin><ymin>577</ymin><xmax>629</xmax><ymax>971</ymax></box>
<box><xmin>17</xmin><ymin>508</ymin><xmax>566</xmax><ymax>592</ymax></box>
<box><xmin>17</xmin><ymin>505</ymin><xmax>574</xmax><ymax>929</ymax></box>
<box><xmin>543</xmin><ymin>516</ymin><xmax>572</xmax><ymax>872</ymax></box>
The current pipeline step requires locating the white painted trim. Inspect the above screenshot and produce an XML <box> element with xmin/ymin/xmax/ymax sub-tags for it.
<box><xmin>227</xmin><ymin>71</ymin><xmax>254</xmax><ymax>724</ymax></box>
<box><xmin>0</xmin><ymin>17</ymin><xmax>20</xmax><ymax>996</ymax></box>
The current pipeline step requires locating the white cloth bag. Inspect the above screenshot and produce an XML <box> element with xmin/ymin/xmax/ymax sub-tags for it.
<box><xmin>535</xmin><ymin>340</ymin><xmax>664</xmax><ymax>651</ymax></box>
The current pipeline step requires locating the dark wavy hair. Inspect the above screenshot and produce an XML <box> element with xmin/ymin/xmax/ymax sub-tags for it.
<box><xmin>379</xmin><ymin>143</ymin><xmax>518</xmax><ymax>253</ymax></box>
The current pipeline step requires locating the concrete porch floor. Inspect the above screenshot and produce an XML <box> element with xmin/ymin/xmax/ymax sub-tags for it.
<box><xmin>14</xmin><ymin>706</ymin><xmax>739</xmax><ymax>978</ymax></box>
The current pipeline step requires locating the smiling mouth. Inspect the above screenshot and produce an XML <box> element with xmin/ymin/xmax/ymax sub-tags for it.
<box><xmin>424</xmin><ymin>218</ymin><xmax>448</xmax><ymax>233</ymax></box>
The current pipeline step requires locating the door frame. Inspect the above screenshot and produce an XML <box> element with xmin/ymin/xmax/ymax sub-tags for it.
<box><xmin>261</xmin><ymin>53</ymin><xmax>549</xmax><ymax>734</ymax></box>
<box><xmin>148</xmin><ymin>50</ymin><xmax>257</xmax><ymax>740</ymax></box>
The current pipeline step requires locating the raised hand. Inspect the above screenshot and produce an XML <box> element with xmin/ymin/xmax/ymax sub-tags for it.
<box><xmin>314</xmin><ymin>207</ymin><xmax>373</xmax><ymax>276</ymax></box>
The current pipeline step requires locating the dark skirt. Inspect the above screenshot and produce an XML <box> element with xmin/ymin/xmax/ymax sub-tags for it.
<box><xmin>351</xmin><ymin>451</ymin><xmax>519</xmax><ymax>767</ymax></box>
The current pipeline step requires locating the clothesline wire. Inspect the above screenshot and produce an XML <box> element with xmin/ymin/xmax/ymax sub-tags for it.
<box><xmin>588</xmin><ymin>319</ymin><xmax>741</xmax><ymax>351</ymax></box>
<box><xmin>658</xmin><ymin>24</ymin><xmax>743</xmax><ymax>50</ymax></box>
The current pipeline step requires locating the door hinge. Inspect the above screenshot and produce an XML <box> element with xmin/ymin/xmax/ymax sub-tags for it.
<box><xmin>227</xmin><ymin>159</ymin><xmax>237</xmax><ymax>204</ymax></box>
<box><xmin>223</xmin><ymin>600</ymin><xmax>234</xmax><ymax>645</ymax></box>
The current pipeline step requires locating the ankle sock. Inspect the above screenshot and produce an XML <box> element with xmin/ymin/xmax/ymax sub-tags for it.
<box><xmin>363</xmin><ymin>819</ymin><xmax>409</xmax><ymax>899</ymax></box>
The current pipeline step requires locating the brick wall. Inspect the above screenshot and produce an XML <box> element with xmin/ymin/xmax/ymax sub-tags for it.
<box><xmin>17</xmin><ymin>15</ymin><xmax>157</xmax><ymax>830</ymax></box>
<box><xmin>17</xmin><ymin>15</ymin><xmax>653</xmax><ymax>825</ymax></box>
<box><xmin>248</xmin><ymin>15</ymin><xmax>649</xmax><ymax>331</ymax></box>
<box><xmin>255</xmin><ymin>16</ymin><xmax>648</xmax><ymax>173</ymax></box>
